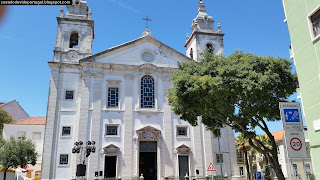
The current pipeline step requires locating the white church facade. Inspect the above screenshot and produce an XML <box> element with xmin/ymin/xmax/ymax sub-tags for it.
<box><xmin>41</xmin><ymin>1</ymin><xmax>239</xmax><ymax>180</ymax></box>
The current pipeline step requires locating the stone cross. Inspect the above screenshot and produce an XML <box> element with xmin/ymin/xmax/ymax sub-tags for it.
<box><xmin>142</xmin><ymin>16</ymin><xmax>152</xmax><ymax>28</ymax></box>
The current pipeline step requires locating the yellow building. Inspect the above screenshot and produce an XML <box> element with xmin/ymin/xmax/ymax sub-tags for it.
<box><xmin>236</xmin><ymin>130</ymin><xmax>313</xmax><ymax>180</ymax></box>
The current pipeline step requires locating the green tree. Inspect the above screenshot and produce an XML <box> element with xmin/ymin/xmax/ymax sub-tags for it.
<box><xmin>262</xmin><ymin>164</ymin><xmax>272</xmax><ymax>180</ymax></box>
<box><xmin>236</xmin><ymin>134</ymin><xmax>252</xmax><ymax>180</ymax></box>
<box><xmin>0</xmin><ymin>136</ymin><xmax>38</xmax><ymax>180</ymax></box>
<box><xmin>0</xmin><ymin>108</ymin><xmax>15</xmax><ymax>134</ymax></box>
<box><xmin>167</xmin><ymin>51</ymin><xmax>297</xmax><ymax>180</ymax></box>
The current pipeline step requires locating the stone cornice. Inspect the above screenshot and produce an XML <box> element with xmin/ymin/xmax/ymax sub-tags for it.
<box><xmin>185</xmin><ymin>30</ymin><xmax>224</xmax><ymax>48</ymax></box>
<box><xmin>80</xmin><ymin>36</ymin><xmax>192</xmax><ymax>63</ymax></box>
<box><xmin>48</xmin><ymin>61</ymin><xmax>178</xmax><ymax>74</ymax></box>
<box><xmin>57</xmin><ymin>17</ymin><xmax>94</xmax><ymax>25</ymax></box>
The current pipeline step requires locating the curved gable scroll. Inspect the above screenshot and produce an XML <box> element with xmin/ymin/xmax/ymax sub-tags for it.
<box><xmin>136</xmin><ymin>126</ymin><xmax>161</xmax><ymax>141</ymax></box>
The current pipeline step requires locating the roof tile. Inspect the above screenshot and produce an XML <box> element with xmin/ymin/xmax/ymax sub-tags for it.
<box><xmin>11</xmin><ymin>116</ymin><xmax>46</xmax><ymax>125</ymax></box>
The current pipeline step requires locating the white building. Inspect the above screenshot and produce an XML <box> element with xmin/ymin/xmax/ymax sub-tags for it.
<box><xmin>2</xmin><ymin>116</ymin><xmax>46</xmax><ymax>179</ymax></box>
<box><xmin>41</xmin><ymin>1</ymin><xmax>239</xmax><ymax>180</ymax></box>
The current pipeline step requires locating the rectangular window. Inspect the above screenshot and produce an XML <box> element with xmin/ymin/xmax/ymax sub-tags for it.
<box><xmin>252</xmin><ymin>165</ymin><xmax>257</xmax><ymax>173</ymax></box>
<box><xmin>62</xmin><ymin>126</ymin><xmax>71</xmax><ymax>136</ymax></box>
<box><xmin>237</xmin><ymin>151</ymin><xmax>242</xmax><ymax>160</ymax></box>
<box><xmin>17</xmin><ymin>131</ymin><xmax>26</xmax><ymax>139</ymax></box>
<box><xmin>311</xmin><ymin>9</ymin><xmax>320</xmax><ymax>38</ymax></box>
<box><xmin>32</xmin><ymin>132</ymin><xmax>41</xmax><ymax>140</ymax></box>
<box><xmin>306</xmin><ymin>163</ymin><xmax>311</xmax><ymax>173</ymax></box>
<box><xmin>106</xmin><ymin>125</ymin><xmax>118</xmax><ymax>136</ymax></box>
<box><xmin>59</xmin><ymin>154</ymin><xmax>69</xmax><ymax>165</ymax></box>
<box><xmin>277</xmin><ymin>145</ymin><xmax>280</xmax><ymax>154</ymax></box>
<box><xmin>65</xmin><ymin>90</ymin><xmax>74</xmax><ymax>100</ymax></box>
<box><xmin>108</xmin><ymin>87</ymin><xmax>119</xmax><ymax>108</ymax></box>
<box><xmin>293</xmin><ymin>164</ymin><xmax>299</xmax><ymax>177</ymax></box>
<box><xmin>216</xmin><ymin>154</ymin><xmax>223</xmax><ymax>163</ymax></box>
<box><xmin>177</xmin><ymin>126</ymin><xmax>188</xmax><ymax>136</ymax></box>
<box><xmin>239</xmin><ymin>167</ymin><xmax>244</xmax><ymax>176</ymax></box>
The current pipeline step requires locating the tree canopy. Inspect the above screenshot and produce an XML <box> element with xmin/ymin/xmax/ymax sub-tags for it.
<box><xmin>0</xmin><ymin>108</ymin><xmax>15</xmax><ymax>134</ymax></box>
<box><xmin>167</xmin><ymin>51</ymin><xmax>298</xmax><ymax>180</ymax></box>
<box><xmin>0</xmin><ymin>136</ymin><xmax>38</xmax><ymax>179</ymax></box>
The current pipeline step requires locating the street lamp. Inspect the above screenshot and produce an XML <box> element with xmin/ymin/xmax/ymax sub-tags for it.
<box><xmin>72</xmin><ymin>140</ymin><xmax>96</xmax><ymax>177</ymax></box>
<box><xmin>208</xmin><ymin>126</ymin><xmax>224</xmax><ymax>180</ymax></box>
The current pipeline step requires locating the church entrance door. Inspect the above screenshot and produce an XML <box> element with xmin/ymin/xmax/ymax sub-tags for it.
<box><xmin>105</xmin><ymin>156</ymin><xmax>117</xmax><ymax>178</ymax></box>
<box><xmin>139</xmin><ymin>141</ymin><xmax>157</xmax><ymax>180</ymax></box>
<box><xmin>178</xmin><ymin>156</ymin><xmax>189</xmax><ymax>180</ymax></box>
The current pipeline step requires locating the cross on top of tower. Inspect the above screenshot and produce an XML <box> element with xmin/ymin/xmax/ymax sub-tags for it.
<box><xmin>142</xmin><ymin>16</ymin><xmax>152</xmax><ymax>28</ymax></box>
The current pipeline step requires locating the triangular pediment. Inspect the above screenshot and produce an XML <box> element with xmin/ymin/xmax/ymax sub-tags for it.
<box><xmin>103</xmin><ymin>144</ymin><xmax>119</xmax><ymax>153</ymax></box>
<box><xmin>176</xmin><ymin>144</ymin><xmax>190</xmax><ymax>154</ymax></box>
<box><xmin>80</xmin><ymin>35</ymin><xmax>191</xmax><ymax>68</ymax></box>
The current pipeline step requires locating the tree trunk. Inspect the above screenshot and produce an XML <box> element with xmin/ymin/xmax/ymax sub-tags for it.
<box><xmin>248</xmin><ymin>137</ymin><xmax>285</xmax><ymax>180</ymax></box>
<box><xmin>268</xmin><ymin>149</ymin><xmax>285</xmax><ymax>180</ymax></box>
<box><xmin>4</xmin><ymin>167</ymin><xmax>8</xmax><ymax>180</ymax></box>
<box><xmin>244</xmin><ymin>150</ymin><xmax>251</xmax><ymax>180</ymax></box>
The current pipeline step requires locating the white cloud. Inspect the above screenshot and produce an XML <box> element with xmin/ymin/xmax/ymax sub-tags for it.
<box><xmin>108</xmin><ymin>0</ymin><xmax>142</xmax><ymax>14</ymax></box>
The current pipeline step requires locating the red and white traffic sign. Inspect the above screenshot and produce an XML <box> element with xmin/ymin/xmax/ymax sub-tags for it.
<box><xmin>207</xmin><ymin>163</ymin><xmax>216</xmax><ymax>172</ymax></box>
<box><xmin>284</xmin><ymin>131</ymin><xmax>307</xmax><ymax>158</ymax></box>
<box><xmin>290</xmin><ymin>137</ymin><xmax>302</xmax><ymax>151</ymax></box>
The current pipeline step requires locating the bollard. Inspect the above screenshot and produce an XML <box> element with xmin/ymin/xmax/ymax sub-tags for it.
<box><xmin>205</xmin><ymin>174</ymin><xmax>209</xmax><ymax>180</ymax></box>
<box><xmin>140</xmin><ymin>173</ymin><xmax>144</xmax><ymax>180</ymax></box>
<box><xmin>185</xmin><ymin>173</ymin><xmax>189</xmax><ymax>180</ymax></box>
<box><xmin>224</xmin><ymin>173</ymin><xmax>228</xmax><ymax>179</ymax></box>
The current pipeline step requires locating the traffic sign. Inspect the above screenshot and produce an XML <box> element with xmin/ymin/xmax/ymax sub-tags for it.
<box><xmin>207</xmin><ymin>163</ymin><xmax>216</xmax><ymax>172</ymax></box>
<box><xmin>254</xmin><ymin>172</ymin><xmax>261</xmax><ymax>180</ymax></box>
<box><xmin>279</xmin><ymin>102</ymin><xmax>303</xmax><ymax>131</ymax></box>
<box><xmin>284</xmin><ymin>131</ymin><xmax>307</xmax><ymax>158</ymax></box>
<box><xmin>290</xmin><ymin>137</ymin><xmax>302</xmax><ymax>151</ymax></box>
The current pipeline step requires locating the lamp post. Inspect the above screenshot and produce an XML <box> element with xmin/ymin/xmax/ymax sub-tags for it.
<box><xmin>216</xmin><ymin>128</ymin><xmax>223</xmax><ymax>180</ymax></box>
<box><xmin>72</xmin><ymin>140</ymin><xmax>96</xmax><ymax>177</ymax></box>
<box><xmin>209</xmin><ymin>126</ymin><xmax>224</xmax><ymax>180</ymax></box>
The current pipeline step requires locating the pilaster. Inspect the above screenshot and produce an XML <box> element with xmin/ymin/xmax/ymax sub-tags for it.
<box><xmin>193</xmin><ymin>118</ymin><xmax>205</xmax><ymax>177</ymax></box>
<box><xmin>88</xmin><ymin>74</ymin><xmax>103</xmax><ymax>179</ymax></box>
<box><xmin>41</xmin><ymin>67</ymin><xmax>61</xmax><ymax>179</ymax></box>
<box><xmin>162</xmin><ymin>77</ymin><xmax>174</xmax><ymax>177</ymax></box>
<box><xmin>123</xmin><ymin>74</ymin><xmax>134</xmax><ymax>178</ymax></box>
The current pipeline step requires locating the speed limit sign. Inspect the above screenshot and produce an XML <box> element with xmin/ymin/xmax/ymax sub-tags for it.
<box><xmin>285</xmin><ymin>131</ymin><xmax>307</xmax><ymax>158</ymax></box>
<box><xmin>290</xmin><ymin>138</ymin><xmax>302</xmax><ymax>151</ymax></box>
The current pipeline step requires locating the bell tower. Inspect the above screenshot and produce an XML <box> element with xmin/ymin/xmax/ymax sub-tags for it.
<box><xmin>185</xmin><ymin>0</ymin><xmax>224</xmax><ymax>61</ymax></box>
<box><xmin>53</xmin><ymin>0</ymin><xmax>94</xmax><ymax>63</ymax></box>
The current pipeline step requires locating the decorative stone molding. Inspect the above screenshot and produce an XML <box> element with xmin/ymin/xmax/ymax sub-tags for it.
<box><xmin>103</xmin><ymin>144</ymin><xmax>120</xmax><ymax>154</ymax></box>
<box><xmin>107</xmin><ymin>80</ymin><xmax>121</xmax><ymax>87</ymax></box>
<box><xmin>176</xmin><ymin>144</ymin><xmax>190</xmax><ymax>155</ymax></box>
<box><xmin>124</xmin><ymin>74</ymin><xmax>134</xmax><ymax>80</ymax></box>
<box><xmin>136</xmin><ymin>126</ymin><xmax>161</xmax><ymax>141</ymax></box>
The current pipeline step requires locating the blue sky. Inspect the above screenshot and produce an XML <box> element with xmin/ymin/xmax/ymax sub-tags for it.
<box><xmin>0</xmin><ymin>0</ymin><xmax>297</xmax><ymax>134</ymax></box>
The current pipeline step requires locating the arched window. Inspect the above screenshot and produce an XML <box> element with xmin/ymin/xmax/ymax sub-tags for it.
<box><xmin>69</xmin><ymin>32</ymin><xmax>79</xmax><ymax>48</ymax></box>
<box><xmin>206</xmin><ymin>43</ymin><xmax>214</xmax><ymax>54</ymax></box>
<box><xmin>190</xmin><ymin>48</ymin><xmax>193</xmax><ymax>59</ymax></box>
<box><xmin>141</xmin><ymin>75</ymin><xmax>155</xmax><ymax>108</ymax></box>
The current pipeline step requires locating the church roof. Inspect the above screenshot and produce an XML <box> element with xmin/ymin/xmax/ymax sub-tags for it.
<box><xmin>10</xmin><ymin>116</ymin><xmax>46</xmax><ymax>125</ymax></box>
<box><xmin>80</xmin><ymin>34</ymin><xmax>192</xmax><ymax>63</ymax></box>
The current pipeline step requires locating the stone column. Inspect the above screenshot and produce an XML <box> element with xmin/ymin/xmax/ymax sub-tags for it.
<box><xmin>88</xmin><ymin>74</ymin><xmax>103</xmax><ymax>179</ymax></box>
<box><xmin>123</xmin><ymin>74</ymin><xmax>134</xmax><ymax>178</ymax></box>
